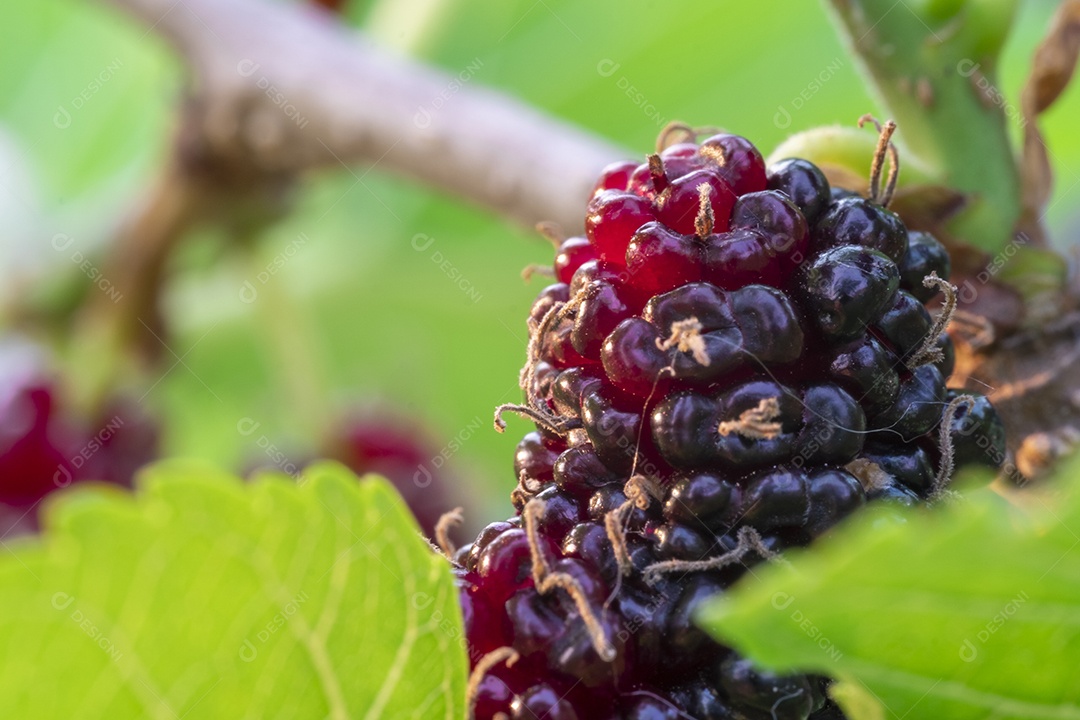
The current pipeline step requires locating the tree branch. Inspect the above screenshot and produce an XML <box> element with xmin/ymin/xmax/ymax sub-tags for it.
<box><xmin>100</xmin><ymin>0</ymin><xmax>629</xmax><ymax>232</ymax></box>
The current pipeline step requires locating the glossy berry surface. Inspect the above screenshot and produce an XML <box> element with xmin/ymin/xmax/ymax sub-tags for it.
<box><xmin>655</xmin><ymin>169</ymin><xmax>734</xmax><ymax>236</ymax></box>
<box><xmin>814</xmin><ymin>196</ymin><xmax>908</xmax><ymax>263</ymax></box>
<box><xmin>941</xmin><ymin>390</ymin><xmax>1006</xmax><ymax>470</ymax></box>
<box><xmin>798</xmin><ymin>245</ymin><xmax>900</xmax><ymax>340</ymax></box>
<box><xmin>767</xmin><ymin>158</ymin><xmax>831</xmax><ymax>223</ymax></box>
<box><xmin>899</xmin><ymin>231</ymin><xmax>952</xmax><ymax>302</ymax></box>
<box><xmin>593</xmin><ymin>161</ymin><xmax>639</xmax><ymax>195</ymax></box>
<box><xmin>554</xmin><ymin>236</ymin><xmax>598</xmax><ymax>284</ymax></box>
<box><xmin>460</xmin><ymin>131</ymin><xmax>1004</xmax><ymax>720</ymax></box>
<box><xmin>624</xmin><ymin>222</ymin><xmax>703</xmax><ymax>301</ymax></box>
<box><xmin>586</xmin><ymin>191</ymin><xmax>655</xmax><ymax>264</ymax></box>
<box><xmin>698</xmin><ymin>133</ymin><xmax>767</xmax><ymax>195</ymax></box>
<box><xmin>731</xmin><ymin>190</ymin><xmax>809</xmax><ymax>262</ymax></box>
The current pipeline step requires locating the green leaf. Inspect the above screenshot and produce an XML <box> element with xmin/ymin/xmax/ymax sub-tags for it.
<box><xmin>0</xmin><ymin>462</ymin><xmax>467</xmax><ymax>719</ymax></box>
<box><xmin>698</xmin><ymin>483</ymin><xmax>1080</xmax><ymax>720</ymax></box>
<box><xmin>0</xmin><ymin>0</ymin><xmax>175</xmax><ymax>227</ymax></box>
<box><xmin>822</xmin><ymin>0</ymin><xmax>1024</xmax><ymax>253</ymax></box>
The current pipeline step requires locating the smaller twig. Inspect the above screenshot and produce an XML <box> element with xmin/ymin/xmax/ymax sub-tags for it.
<box><xmin>522</xmin><ymin>500</ymin><xmax>554</xmax><ymax>580</ymax></box>
<box><xmin>519</xmin><ymin>289</ymin><xmax>585</xmax><ymax>410</ymax></box>
<box><xmin>656</xmin><ymin>121</ymin><xmax>697</xmax><ymax>151</ymax></box>
<box><xmin>647</xmin><ymin>153</ymin><xmax>668</xmax><ymax>192</ymax></box>
<box><xmin>655</xmin><ymin>122</ymin><xmax>725</xmax><ymax>152</ymax></box>
<box><xmin>604</xmin><ymin>475</ymin><xmax>664</xmax><ymax>580</ymax></box>
<box><xmin>521</xmin><ymin>299</ymin><xmax>564</xmax><ymax>392</ymax></box>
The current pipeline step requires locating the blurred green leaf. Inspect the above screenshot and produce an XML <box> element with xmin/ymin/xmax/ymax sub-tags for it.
<box><xmin>698</xmin><ymin>482</ymin><xmax>1080</xmax><ymax>720</ymax></box>
<box><xmin>0</xmin><ymin>0</ymin><xmax>175</xmax><ymax>224</ymax></box>
<box><xmin>0</xmin><ymin>462</ymin><xmax>467</xmax><ymax>718</ymax></box>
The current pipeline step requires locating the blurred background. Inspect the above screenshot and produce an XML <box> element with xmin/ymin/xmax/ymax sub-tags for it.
<box><xmin>1</xmin><ymin>0</ymin><xmax>1077</xmax><ymax>530</ymax></box>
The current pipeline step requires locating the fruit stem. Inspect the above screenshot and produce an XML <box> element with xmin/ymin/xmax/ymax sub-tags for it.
<box><xmin>822</xmin><ymin>0</ymin><xmax>1025</xmax><ymax>252</ymax></box>
<box><xmin>858</xmin><ymin>114</ymin><xmax>899</xmax><ymax>207</ymax></box>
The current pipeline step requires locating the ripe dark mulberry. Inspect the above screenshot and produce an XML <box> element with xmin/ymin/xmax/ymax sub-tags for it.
<box><xmin>458</xmin><ymin>127</ymin><xmax>1005</xmax><ymax>720</ymax></box>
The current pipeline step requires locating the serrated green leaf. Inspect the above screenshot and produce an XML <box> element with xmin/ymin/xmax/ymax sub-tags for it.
<box><xmin>698</xmin><ymin>484</ymin><xmax>1080</xmax><ymax>720</ymax></box>
<box><xmin>0</xmin><ymin>461</ymin><xmax>467</xmax><ymax>719</ymax></box>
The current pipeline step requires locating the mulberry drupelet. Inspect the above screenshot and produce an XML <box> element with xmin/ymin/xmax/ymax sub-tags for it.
<box><xmin>450</xmin><ymin>121</ymin><xmax>1005</xmax><ymax>720</ymax></box>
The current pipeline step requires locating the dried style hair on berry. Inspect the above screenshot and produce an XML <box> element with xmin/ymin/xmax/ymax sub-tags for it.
<box><xmin>454</xmin><ymin>120</ymin><xmax>1006</xmax><ymax>719</ymax></box>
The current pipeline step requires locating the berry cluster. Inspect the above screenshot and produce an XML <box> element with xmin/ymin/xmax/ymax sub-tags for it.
<box><xmin>0</xmin><ymin>341</ymin><xmax>158</xmax><ymax>535</ymax></box>
<box><xmin>451</xmin><ymin>126</ymin><xmax>1005</xmax><ymax>719</ymax></box>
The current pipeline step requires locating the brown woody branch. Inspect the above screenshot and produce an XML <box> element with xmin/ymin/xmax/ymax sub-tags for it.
<box><xmin>85</xmin><ymin>0</ymin><xmax>630</xmax><ymax>364</ymax></box>
<box><xmin>100</xmin><ymin>0</ymin><xmax>629</xmax><ymax>231</ymax></box>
